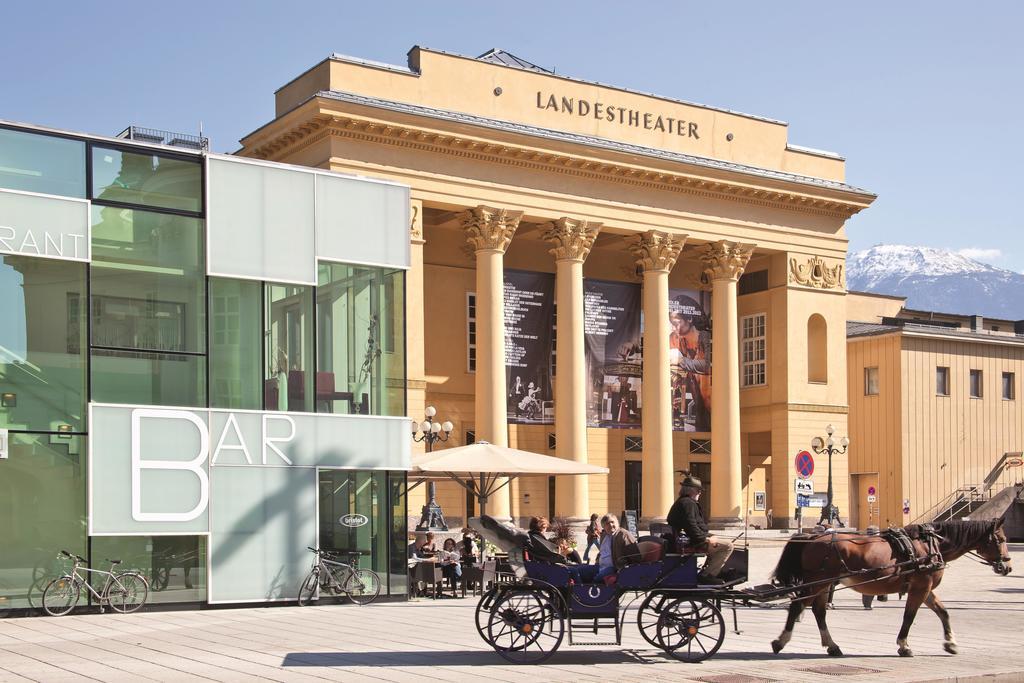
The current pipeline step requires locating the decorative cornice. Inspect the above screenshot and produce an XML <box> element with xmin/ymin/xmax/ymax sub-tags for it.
<box><xmin>788</xmin><ymin>255</ymin><xmax>845</xmax><ymax>290</ymax></box>
<box><xmin>631</xmin><ymin>230</ymin><xmax>685</xmax><ymax>273</ymax></box>
<box><xmin>241</xmin><ymin>108</ymin><xmax>871</xmax><ymax>220</ymax></box>
<box><xmin>542</xmin><ymin>217</ymin><xmax>602</xmax><ymax>262</ymax></box>
<box><xmin>460</xmin><ymin>205</ymin><xmax>522</xmax><ymax>253</ymax></box>
<box><xmin>699</xmin><ymin>240</ymin><xmax>755</xmax><ymax>282</ymax></box>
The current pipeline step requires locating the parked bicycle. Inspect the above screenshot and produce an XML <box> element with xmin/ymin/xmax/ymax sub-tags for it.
<box><xmin>298</xmin><ymin>547</ymin><xmax>380</xmax><ymax>606</ymax></box>
<box><xmin>41</xmin><ymin>550</ymin><xmax>149</xmax><ymax>616</ymax></box>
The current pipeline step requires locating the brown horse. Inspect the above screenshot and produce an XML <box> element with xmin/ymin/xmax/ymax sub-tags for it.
<box><xmin>770</xmin><ymin>519</ymin><xmax>1012</xmax><ymax>658</ymax></box>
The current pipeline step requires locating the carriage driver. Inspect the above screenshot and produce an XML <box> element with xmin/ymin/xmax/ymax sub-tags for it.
<box><xmin>667</xmin><ymin>473</ymin><xmax>734</xmax><ymax>584</ymax></box>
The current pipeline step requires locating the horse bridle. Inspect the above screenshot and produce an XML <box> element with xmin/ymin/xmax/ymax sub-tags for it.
<box><xmin>965</xmin><ymin>529</ymin><xmax>1012</xmax><ymax>575</ymax></box>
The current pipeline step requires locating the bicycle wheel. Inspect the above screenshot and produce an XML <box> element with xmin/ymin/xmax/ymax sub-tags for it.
<box><xmin>106</xmin><ymin>572</ymin><xmax>149</xmax><ymax>613</ymax></box>
<box><xmin>345</xmin><ymin>569</ymin><xmax>381</xmax><ymax>605</ymax></box>
<box><xmin>297</xmin><ymin>569</ymin><xmax>320</xmax><ymax>606</ymax></box>
<box><xmin>42</xmin><ymin>576</ymin><xmax>82</xmax><ymax>617</ymax></box>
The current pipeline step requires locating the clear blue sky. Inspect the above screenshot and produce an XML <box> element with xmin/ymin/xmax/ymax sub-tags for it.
<box><xmin>3</xmin><ymin>2</ymin><xmax>1022</xmax><ymax>271</ymax></box>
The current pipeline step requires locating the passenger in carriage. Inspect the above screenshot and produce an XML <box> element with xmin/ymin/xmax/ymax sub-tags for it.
<box><xmin>566</xmin><ymin>514</ymin><xmax>639</xmax><ymax>584</ymax></box>
<box><xmin>667</xmin><ymin>473</ymin><xmax>733</xmax><ymax>585</ymax></box>
<box><xmin>526</xmin><ymin>516</ymin><xmax>569</xmax><ymax>564</ymax></box>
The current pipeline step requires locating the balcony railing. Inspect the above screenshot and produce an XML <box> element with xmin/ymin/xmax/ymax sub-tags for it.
<box><xmin>116</xmin><ymin>126</ymin><xmax>209</xmax><ymax>151</ymax></box>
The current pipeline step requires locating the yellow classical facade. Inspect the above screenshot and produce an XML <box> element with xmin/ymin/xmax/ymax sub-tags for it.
<box><xmin>239</xmin><ymin>47</ymin><xmax>876</xmax><ymax>527</ymax></box>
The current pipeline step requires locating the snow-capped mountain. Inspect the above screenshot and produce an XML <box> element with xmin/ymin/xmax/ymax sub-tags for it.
<box><xmin>847</xmin><ymin>245</ymin><xmax>1024</xmax><ymax>320</ymax></box>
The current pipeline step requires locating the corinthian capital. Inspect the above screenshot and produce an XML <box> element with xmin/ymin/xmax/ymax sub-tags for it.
<box><xmin>460</xmin><ymin>205</ymin><xmax>523</xmax><ymax>253</ymax></box>
<box><xmin>699</xmin><ymin>240</ymin><xmax>755</xmax><ymax>282</ymax></box>
<box><xmin>631</xmin><ymin>230</ymin><xmax>685</xmax><ymax>273</ymax></box>
<box><xmin>542</xmin><ymin>217</ymin><xmax>602</xmax><ymax>262</ymax></box>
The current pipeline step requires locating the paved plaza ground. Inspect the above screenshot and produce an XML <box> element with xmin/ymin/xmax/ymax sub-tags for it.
<box><xmin>1</xmin><ymin>542</ymin><xmax>1021</xmax><ymax>683</ymax></box>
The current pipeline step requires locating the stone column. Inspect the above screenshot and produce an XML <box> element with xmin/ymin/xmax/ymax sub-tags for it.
<box><xmin>632</xmin><ymin>230</ymin><xmax>685</xmax><ymax>524</ymax></box>
<box><xmin>699</xmin><ymin>240</ymin><xmax>754</xmax><ymax>526</ymax></box>
<box><xmin>462</xmin><ymin>205</ymin><xmax>523</xmax><ymax>520</ymax></box>
<box><xmin>543</xmin><ymin>217</ymin><xmax>601</xmax><ymax>522</ymax></box>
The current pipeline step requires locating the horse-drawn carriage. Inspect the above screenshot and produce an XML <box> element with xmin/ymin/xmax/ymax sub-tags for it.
<box><xmin>471</xmin><ymin>515</ymin><xmax>751</xmax><ymax>664</ymax></box>
<box><xmin>470</xmin><ymin>515</ymin><xmax>1013</xmax><ymax>664</ymax></box>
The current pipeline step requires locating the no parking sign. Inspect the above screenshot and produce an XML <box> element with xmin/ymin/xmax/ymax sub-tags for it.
<box><xmin>795</xmin><ymin>450</ymin><xmax>814</xmax><ymax>479</ymax></box>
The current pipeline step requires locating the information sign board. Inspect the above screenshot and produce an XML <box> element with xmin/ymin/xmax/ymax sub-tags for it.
<box><xmin>795</xmin><ymin>479</ymin><xmax>814</xmax><ymax>495</ymax></box>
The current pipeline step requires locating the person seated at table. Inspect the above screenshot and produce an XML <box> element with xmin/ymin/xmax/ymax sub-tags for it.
<box><xmin>556</xmin><ymin>538</ymin><xmax>582</xmax><ymax>564</ymax></box>
<box><xmin>567</xmin><ymin>514</ymin><xmax>638</xmax><ymax>584</ymax></box>
<box><xmin>460</xmin><ymin>528</ymin><xmax>479</xmax><ymax>565</ymax></box>
<box><xmin>417</xmin><ymin>531</ymin><xmax>438</xmax><ymax>558</ymax></box>
<box><xmin>438</xmin><ymin>538</ymin><xmax>463</xmax><ymax>588</ymax></box>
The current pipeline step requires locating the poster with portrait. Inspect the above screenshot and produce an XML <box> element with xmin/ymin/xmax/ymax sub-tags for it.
<box><xmin>504</xmin><ymin>269</ymin><xmax>555</xmax><ymax>424</ymax></box>
<box><xmin>584</xmin><ymin>279</ymin><xmax>642</xmax><ymax>428</ymax></box>
<box><xmin>669</xmin><ymin>288</ymin><xmax>712</xmax><ymax>432</ymax></box>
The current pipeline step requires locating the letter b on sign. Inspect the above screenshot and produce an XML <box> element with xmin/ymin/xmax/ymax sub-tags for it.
<box><xmin>131</xmin><ymin>409</ymin><xmax>210</xmax><ymax>522</ymax></box>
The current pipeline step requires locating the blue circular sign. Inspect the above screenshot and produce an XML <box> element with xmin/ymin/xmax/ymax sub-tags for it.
<box><xmin>795</xmin><ymin>451</ymin><xmax>815</xmax><ymax>479</ymax></box>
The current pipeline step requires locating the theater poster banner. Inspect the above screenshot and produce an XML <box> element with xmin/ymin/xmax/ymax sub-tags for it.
<box><xmin>584</xmin><ymin>279</ymin><xmax>642</xmax><ymax>428</ymax></box>
<box><xmin>669</xmin><ymin>289</ymin><xmax>712</xmax><ymax>432</ymax></box>
<box><xmin>504</xmin><ymin>269</ymin><xmax>555</xmax><ymax>424</ymax></box>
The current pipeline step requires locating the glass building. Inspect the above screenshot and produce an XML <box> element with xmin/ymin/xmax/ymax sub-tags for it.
<box><xmin>0</xmin><ymin>122</ymin><xmax>411</xmax><ymax>612</ymax></box>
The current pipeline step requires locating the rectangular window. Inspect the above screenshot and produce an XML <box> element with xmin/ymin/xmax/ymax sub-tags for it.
<box><xmin>91</xmin><ymin>349</ymin><xmax>206</xmax><ymax>406</ymax></box>
<box><xmin>0</xmin><ymin>255</ymin><xmax>87</xmax><ymax>432</ymax></box>
<box><xmin>741</xmin><ymin>313</ymin><xmax>767</xmax><ymax>387</ymax></box>
<box><xmin>864</xmin><ymin>367</ymin><xmax>879</xmax><ymax>396</ymax></box>
<box><xmin>625</xmin><ymin>436</ymin><xmax>643</xmax><ymax>452</ymax></box>
<box><xmin>547</xmin><ymin>433</ymin><xmax>556</xmax><ymax>450</ymax></box>
<box><xmin>90</xmin><ymin>536</ymin><xmax>207</xmax><ymax>604</ymax></box>
<box><xmin>970</xmin><ymin>369</ymin><xmax>983</xmax><ymax>398</ymax></box>
<box><xmin>91</xmin><ymin>146</ymin><xmax>202</xmax><ymax>213</ymax></box>
<box><xmin>936</xmin><ymin>366</ymin><xmax>950</xmax><ymax>396</ymax></box>
<box><xmin>0</xmin><ymin>433</ymin><xmax>86</xmax><ymax>610</ymax></box>
<box><xmin>1003</xmin><ymin>372</ymin><xmax>1015</xmax><ymax>400</ymax></box>
<box><xmin>265</xmin><ymin>283</ymin><xmax>313</xmax><ymax>412</ymax></box>
<box><xmin>90</xmin><ymin>206</ymin><xmax>206</xmax><ymax>353</ymax></box>
<box><xmin>465</xmin><ymin>429</ymin><xmax>476</xmax><ymax>445</ymax></box>
<box><xmin>0</xmin><ymin>127</ymin><xmax>86</xmax><ymax>198</ymax></box>
<box><xmin>467</xmin><ymin>292</ymin><xmax>477</xmax><ymax>373</ymax></box>
<box><xmin>316</xmin><ymin>263</ymin><xmax>406</xmax><ymax>417</ymax></box>
<box><xmin>209</xmin><ymin>278</ymin><xmax>262</xmax><ymax>410</ymax></box>
<box><xmin>689</xmin><ymin>438</ymin><xmax>712</xmax><ymax>455</ymax></box>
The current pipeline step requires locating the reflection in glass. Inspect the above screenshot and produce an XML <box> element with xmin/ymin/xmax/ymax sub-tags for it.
<box><xmin>91</xmin><ymin>349</ymin><xmax>205</xmax><ymax>407</ymax></box>
<box><xmin>264</xmin><ymin>283</ymin><xmax>313</xmax><ymax>412</ymax></box>
<box><xmin>0</xmin><ymin>256</ymin><xmax>87</xmax><ymax>432</ymax></box>
<box><xmin>90</xmin><ymin>206</ymin><xmax>205</xmax><ymax>353</ymax></box>
<box><xmin>316</xmin><ymin>264</ymin><xmax>405</xmax><ymax>416</ymax></box>
<box><xmin>210</xmin><ymin>278</ymin><xmax>262</xmax><ymax>409</ymax></box>
<box><xmin>318</xmin><ymin>470</ymin><xmax>390</xmax><ymax>592</ymax></box>
<box><xmin>388</xmin><ymin>471</ymin><xmax>408</xmax><ymax>596</ymax></box>
<box><xmin>0</xmin><ymin>434</ymin><xmax>86</xmax><ymax>611</ymax></box>
<box><xmin>91</xmin><ymin>146</ymin><xmax>201</xmax><ymax>213</ymax></box>
<box><xmin>0</xmin><ymin>127</ymin><xmax>86</xmax><ymax>198</ymax></box>
<box><xmin>90</xmin><ymin>536</ymin><xmax>206</xmax><ymax>604</ymax></box>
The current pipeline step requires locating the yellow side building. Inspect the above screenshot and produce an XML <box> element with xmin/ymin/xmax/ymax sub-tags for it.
<box><xmin>847</xmin><ymin>292</ymin><xmax>1024</xmax><ymax>530</ymax></box>
<box><xmin>239</xmin><ymin>47</ymin><xmax>877</xmax><ymax>528</ymax></box>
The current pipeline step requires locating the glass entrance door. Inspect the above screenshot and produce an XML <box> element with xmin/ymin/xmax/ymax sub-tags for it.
<box><xmin>625</xmin><ymin>460</ymin><xmax>643</xmax><ymax>518</ymax></box>
<box><xmin>318</xmin><ymin>470</ymin><xmax>387</xmax><ymax>583</ymax></box>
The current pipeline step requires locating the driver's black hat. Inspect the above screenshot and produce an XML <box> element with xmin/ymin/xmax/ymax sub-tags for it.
<box><xmin>677</xmin><ymin>470</ymin><xmax>703</xmax><ymax>490</ymax></box>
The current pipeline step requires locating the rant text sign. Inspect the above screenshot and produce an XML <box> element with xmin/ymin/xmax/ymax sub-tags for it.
<box><xmin>0</xmin><ymin>189</ymin><xmax>90</xmax><ymax>262</ymax></box>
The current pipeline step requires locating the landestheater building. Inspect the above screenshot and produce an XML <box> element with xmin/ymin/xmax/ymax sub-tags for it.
<box><xmin>239</xmin><ymin>47</ymin><xmax>876</xmax><ymax>529</ymax></box>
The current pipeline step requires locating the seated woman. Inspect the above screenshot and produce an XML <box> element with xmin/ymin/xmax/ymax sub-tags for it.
<box><xmin>556</xmin><ymin>538</ymin><xmax>582</xmax><ymax>565</ymax></box>
<box><xmin>526</xmin><ymin>516</ymin><xmax>567</xmax><ymax>564</ymax></box>
<box><xmin>460</xmin><ymin>528</ymin><xmax>479</xmax><ymax>566</ymax></box>
<box><xmin>438</xmin><ymin>538</ymin><xmax>463</xmax><ymax>588</ymax></box>
<box><xmin>417</xmin><ymin>532</ymin><xmax>438</xmax><ymax>558</ymax></box>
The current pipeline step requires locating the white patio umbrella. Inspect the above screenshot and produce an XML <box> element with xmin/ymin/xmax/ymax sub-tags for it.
<box><xmin>409</xmin><ymin>441</ymin><xmax>609</xmax><ymax>518</ymax></box>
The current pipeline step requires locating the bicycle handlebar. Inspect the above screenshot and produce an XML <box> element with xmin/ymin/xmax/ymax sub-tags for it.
<box><xmin>59</xmin><ymin>550</ymin><xmax>86</xmax><ymax>563</ymax></box>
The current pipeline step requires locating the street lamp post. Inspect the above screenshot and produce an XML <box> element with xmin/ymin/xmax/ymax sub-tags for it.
<box><xmin>810</xmin><ymin>424</ymin><xmax>850</xmax><ymax>527</ymax></box>
<box><xmin>411</xmin><ymin>406</ymin><xmax>454</xmax><ymax>531</ymax></box>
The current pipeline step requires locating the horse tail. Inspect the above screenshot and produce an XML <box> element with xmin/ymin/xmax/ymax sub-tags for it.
<box><xmin>772</xmin><ymin>538</ymin><xmax>807</xmax><ymax>586</ymax></box>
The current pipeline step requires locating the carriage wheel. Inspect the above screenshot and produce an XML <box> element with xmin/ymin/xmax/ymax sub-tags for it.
<box><xmin>656</xmin><ymin>598</ymin><xmax>725</xmax><ymax>663</ymax></box>
<box><xmin>475</xmin><ymin>586</ymin><xmax>502</xmax><ymax>642</ymax></box>
<box><xmin>485</xmin><ymin>589</ymin><xmax>564</xmax><ymax>664</ymax></box>
<box><xmin>637</xmin><ymin>591</ymin><xmax>673</xmax><ymax>649</ymax></box>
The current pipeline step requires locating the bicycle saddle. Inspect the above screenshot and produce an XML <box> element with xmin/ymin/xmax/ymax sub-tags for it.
<box><xmin>107</xmin><ymin>559</ymin><xmax>122</xmax><ymax>564</ymax></box>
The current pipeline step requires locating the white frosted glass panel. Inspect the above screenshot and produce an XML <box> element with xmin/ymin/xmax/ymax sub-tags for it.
<box><xmin>316</xmin><ymin>174</ymin><xmax>409</xmax><ymax>269</ymax></box>
<box><xmin>209</xmin><ymin>466</ymin><xmax>315</xmax><ymax>603</ymax></box>
<box><xmin>207</xmin><ymin>158</ymin><xmax>315</xmax><ymax>284</ymax></box>
<box><xmin>0</xmin><ymin>188</ymin><xmax>89</xmax><ymax>262</ymax></box>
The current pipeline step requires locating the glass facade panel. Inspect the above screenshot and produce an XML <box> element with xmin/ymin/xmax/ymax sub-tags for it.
<box><xmin>209</xmin><ymin>278</ymin><xmax>262</xmax><ymax>410</ymax></box>
<box><xmin>0</xmin><ymin>433</ymin><xmax>86</xmax><ymax>610</ymax></box>
<box><xmin>388</xmin><ymin>471</ymin><xmax>407</xmax><ymax>596</ymax></box>
<box><xmin>90</xmin><ymin>536</ymin><xmax>207</xmax><ymax>605</ymax></box>
<box><xmin>0</xmin><ymin>255</ymin><xmax>87</xmax><ymax>432</ymax></box>
<box><xmin>91</xmin><ymin>146</ymin><xmax>201</xmax><ymax>213</ymax></box>
<box><xmin>318</xmin><ymin>470</ymin><xmax>392</xmax><ymax>594</ymax></box>
<box><xmin>91</xmin><ymin>349</ymin><xmax>206</xmax><ymax>407</ymax></box>
<box><xmin>90</xmin><ymin>206</ymin><xmax>205</xmax><ymax>353</ymax></box>
<box><xmin>265</xmin><ymin>283</ymin><xmax>313</xmax><ymax>412</ymax></box>
<box><xmin>316</xmin><ymin>264</ymin><xmax>405</xmax><ymax>416</ymax></box>
<box><xmin>0</xmin><ymin>127</ymin><xmax>86</xmax><ymax>198</ymax></box>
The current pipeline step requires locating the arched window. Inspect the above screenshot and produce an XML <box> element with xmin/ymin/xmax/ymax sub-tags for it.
<box><xmin>807</xmin><ymin>314</ymin><xmax>827</xmax><ymax>383</ymax></box>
